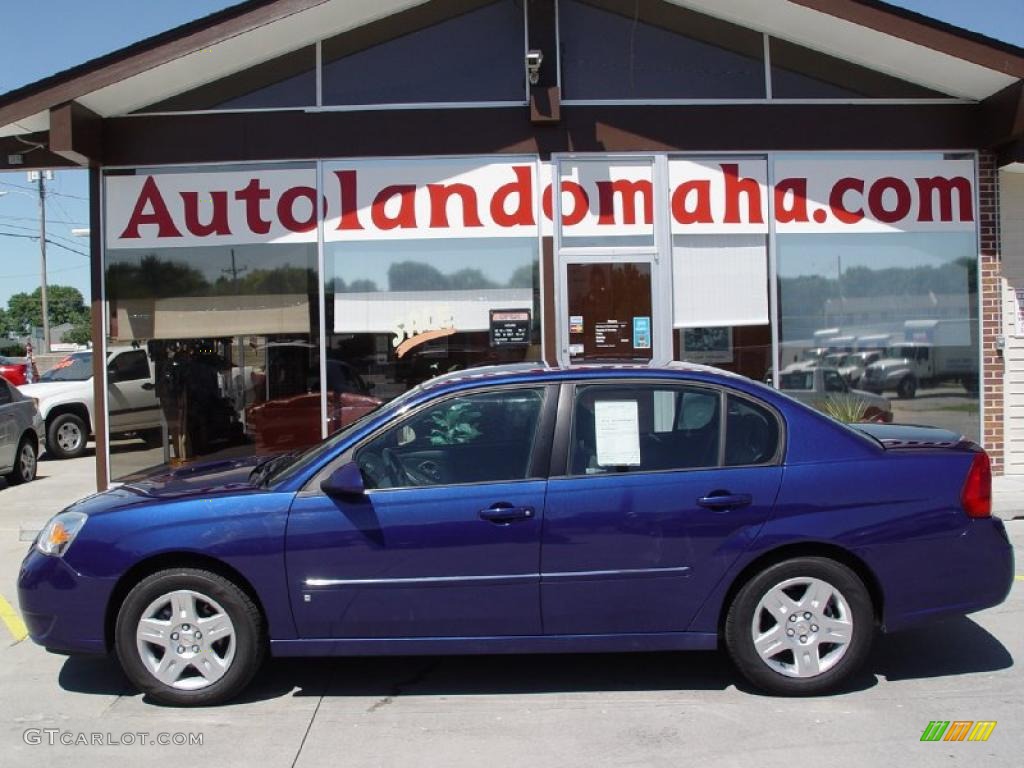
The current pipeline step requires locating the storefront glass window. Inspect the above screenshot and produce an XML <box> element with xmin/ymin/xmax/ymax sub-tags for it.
<box><xmin>103</xmin><ymin>164</ymin><xmax>320</xmax><ymax>480</ymax></box>
<box><xmin>326</xmin><ymin>237</ymin><xmax>541</xmax><ymax>417</ymax></box>
<box><xmin>559</xmin><ymin>0</ymin><xmax>765</xmax><ymax>100</ymax></box>
<box><xmin>321</xmin><ymin>0</ymin><xmax>526</xmax><ymax>106</ymax></box>
<box><xmin>777</xmin><ymin>227</ymin><xmax>978</xmax><ymax>439</ymax></box>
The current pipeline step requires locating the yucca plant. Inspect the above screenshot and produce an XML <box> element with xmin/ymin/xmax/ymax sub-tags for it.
<box><xmin>429</xmin><ymin>400</ymin><xmax>482</xmax><ymax>445</ymax></box>
<box><xmin>820</xmin><ymin>394</ymin><xmax>870</xmax><ymax>423</ymax></box>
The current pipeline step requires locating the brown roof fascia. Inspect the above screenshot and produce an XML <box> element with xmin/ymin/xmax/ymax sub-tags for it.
<box><xmin>788</xmin><ymin>0</ymin><xmax>1024</xmax><ymax>80</ymax></box>
<box><xmin>981</xmin><ymin>81</ymin><xmax>1024</xmax><ymax>148</ymax></box>
<box><xmin>0</xmin><ymin>0</ymin><xmax>331</xmax><ymax>131</ymax></box>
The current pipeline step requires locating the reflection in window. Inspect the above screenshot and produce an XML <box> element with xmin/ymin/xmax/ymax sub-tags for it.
<box><xmin>559</xmin><ymin>0</ymin><xmax>765</xmax><ymax>99</ymax></box>
<box><xmin>326</xmin><ymin>238</ymin><xmax>541</xmax><ymax>420</ymax></box>
<box><xmin>105</xmin><ymin>234</ymin><xmax>320</xmax><ymax>480</ymax></box>
<box><xmin>321</xmin><ymin>0</ymin><xmax>525</xmax><ymax>105</ymax></box>
<box><xmin>356</xmin><ymin>387</ymin><xmax>545</xmax><ymax>489</ymax></box>
<box><xmin>777</xmin><ymin>229</ymin><xmax>979</xmax><ymax>441</ymax></box>
<box><xmin>135</xmin><ymin>47</ymin><xmax>317</xmax><ymax>112</ymax></box>
<box><xmin>769</xmin><ymin>38</ymin><xmax>946</xmax><ymax>99</ymax></box>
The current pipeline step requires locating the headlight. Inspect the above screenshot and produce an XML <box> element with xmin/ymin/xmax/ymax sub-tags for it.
<box><xmin>36</xmin><ymin>512</ymin><xmax>88</xmax><ymax>557</ymax></box>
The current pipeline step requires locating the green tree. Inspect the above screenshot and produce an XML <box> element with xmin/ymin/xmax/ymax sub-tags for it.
<box><xmin>62</xmin><ymin>322</ymin><xmax>92</xmax><ymax>345</ymax></box>
<box><xmin>5</xmin><ymin>285</ymin><xmax>90</xmax><ymax>331</ymax></box>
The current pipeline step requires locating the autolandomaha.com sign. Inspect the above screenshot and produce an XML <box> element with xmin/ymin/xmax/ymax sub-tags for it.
<box><xmin>105</xmin><ymin>157</ymin><xmax>977</xmax><ymax>249</ymax></box>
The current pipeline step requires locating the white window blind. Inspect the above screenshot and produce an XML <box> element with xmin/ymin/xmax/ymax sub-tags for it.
<box><xmin>672</xmin><ymin>234</ymin><xmax>769</xmax><ymax>328</ymax></box>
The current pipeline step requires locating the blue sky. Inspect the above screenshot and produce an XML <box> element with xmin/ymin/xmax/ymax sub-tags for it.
<box><xmin>1</xmin><ymin>0</ymin><xmax>1022</xmax><ymax>307</ymax></box>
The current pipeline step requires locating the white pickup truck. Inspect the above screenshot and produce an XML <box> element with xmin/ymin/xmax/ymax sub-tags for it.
<box><xmin>18</xmin><ymin>346</ymin><xmax>162</xmax><ymax>459</ymax></box>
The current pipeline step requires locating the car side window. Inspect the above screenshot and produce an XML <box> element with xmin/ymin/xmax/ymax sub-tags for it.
<box><xmin>354</xmin><ymin>387</ymin><xmax>546</xmax><ymax>490</ymax></box>
<box><xmin>570</xmin><ymin>384</ymin><xmax>720</xmax><ymax>475</ymax></box>
<box><xmin>824</xmin><ymin>370</ymin><xmax>846</xmax><ymax>392</ymax></box>
<box><xmin>725</xmin><ymin>395</ymin><xmax>780</xmax><ymax>466</ymax></box>
<box><xmin>111</xmin><ymin>351</ymin><xmax>150</xmax><ymax>382</ymax></box>
<box><xmin>0</xmin><ymin>379</ymin><xmax>11</xmax><ymax>405</ymax></box>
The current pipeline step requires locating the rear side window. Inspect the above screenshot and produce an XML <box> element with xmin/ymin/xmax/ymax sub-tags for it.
<box><xmin>0</xmin><ymin>379</ymin><xmax>11</xmax><ymax>405</ymax></box>
<box><xmin>570</xmin><ymin>384</ymin><xmax>721</xmax><ymax>475</ymax></box>
<box><xmin>725</xmin><ymin>395</ymin><xmax>780</xmax><ymax>466</ymax></box>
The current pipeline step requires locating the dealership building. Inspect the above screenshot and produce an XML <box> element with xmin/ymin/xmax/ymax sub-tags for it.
<box><xmin>2</xmin><ymin>0</ymin><xmax>1024</xmax><ymax>488</ymax></box>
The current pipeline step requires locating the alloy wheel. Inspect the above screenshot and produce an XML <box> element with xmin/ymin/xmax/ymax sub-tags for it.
<box><xmin>17</xmin><ymin>442</ymin><xmax>36</xmax><ymax>482</ymax></box>
<box><xmin>750</xmin><ymin>576</ymin><xmax>853</xmax><ymax>678</ymax></box>
<box><xmin>135</xmin><ymin>589</ymin><xmax>237</xmax><ymax>691</ymax></box>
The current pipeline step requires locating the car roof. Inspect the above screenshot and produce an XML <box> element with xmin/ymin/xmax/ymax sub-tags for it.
<box><xmin>417</xmin><ymin>360</ymin><xmax>761</xmax><ymax>393</ymax></box>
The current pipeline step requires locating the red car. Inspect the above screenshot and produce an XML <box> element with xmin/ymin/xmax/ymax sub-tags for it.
<box><xmin>245</xmin><ymin>361</ymin><xmax>382</xmax><ymax>452</ymax></box>
<box><xmin>0</xmin><ymin>356</ymin><xmax>39</xmax><ymax>386</ymax></box>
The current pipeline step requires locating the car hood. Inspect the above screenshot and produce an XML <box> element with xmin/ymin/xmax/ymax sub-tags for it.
<box><xmin>123</xmin><ymin>455</ymin><xmax>267</xmax><ymax>500</ymax></box>
<box><xmin>18</xmin><ymin>380</ymin><xmax>88</xmax><ymax>399</ymax></box>
<box><xmin>57</xmin><ymin>456</ymin><xmax>269</xmax><ymax>520</ymax></box>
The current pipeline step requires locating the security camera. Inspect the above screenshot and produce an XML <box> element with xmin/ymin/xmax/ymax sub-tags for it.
<box><xmin>526</xmin><ymin>49</ymin><xmax>544</xmax><ymax>85</ymax></box>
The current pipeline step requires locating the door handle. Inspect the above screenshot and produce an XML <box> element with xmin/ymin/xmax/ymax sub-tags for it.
<box><xmin>696</xmin><ymin>492</ymin><xmax>753</xmax><ymax>511</ymax></box>
<box><xmin>479</xmin><ymin>504</ymin><xmax>535</xmax><ymax>523</ymax></box>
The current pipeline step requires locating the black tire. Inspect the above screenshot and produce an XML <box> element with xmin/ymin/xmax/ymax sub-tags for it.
<box><xmin>6</xmin><ymin>434</ymin><xmax>37</xmax><ymax>485</ymax></box>
<box><xmin>115</xmin><ymin>568</ymin><xmax>265</xmax><ymax>706</ymax></box>
<box><xmin>896</xmin><ymin>376</ymin><xmax>917</xmax><ymax>399</ymax></box>
<box><xmin>46</xmin><ymin>412</ymin><xmax>88</xmax><ymax>459</ymax></box>
<box><xmin>724</xmin><ymin>557</ymin><xmax>874</xmax><ymax>696</ymax></box>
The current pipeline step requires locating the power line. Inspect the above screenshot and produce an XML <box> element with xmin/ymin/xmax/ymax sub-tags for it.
<box><xmin>0</xmin><ymin>264</ymin><xmax>87</xmax><ymax>279</ymax></box>
<box><xmin>0</xmin><ymin>180</ymin><xmax>88</xmax><ymax>201</ymax></box>
<box><xmin>0</xmin><ymin>214</ymin><xmax>88</xmax><ymax>226</ymax></box>
<box><xmin>0</xmin><ymin>230</ymin><xmax>89</xmax><ymax>257</ymax></box>
<box><xmin>0</xmin><ymin>221</ymin><xmax>89</xmax><ymax>248</ymax></box>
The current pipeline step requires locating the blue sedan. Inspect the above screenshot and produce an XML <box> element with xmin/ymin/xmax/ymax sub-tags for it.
<box><xmin>17</xmin><ymin>364</ymin><xmax>1013</xmax><ymax>705</ymax></box>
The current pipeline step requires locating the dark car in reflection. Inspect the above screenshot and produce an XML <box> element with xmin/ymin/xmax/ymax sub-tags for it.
<box><xmin>245</xmin><ymin>360</ymin><xmax>382</xmax><ymax>452</ymax></box>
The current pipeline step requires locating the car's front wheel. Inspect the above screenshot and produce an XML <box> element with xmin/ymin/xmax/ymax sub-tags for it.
<box><xmin>724</xmin><ymin>557</ymin><xmax>873</xmax><ymax>695</ymax></box>
<box><xmin>115</xmin><ymin>568</ymin><xmax>265</xmax><ymax>706</ymax></box>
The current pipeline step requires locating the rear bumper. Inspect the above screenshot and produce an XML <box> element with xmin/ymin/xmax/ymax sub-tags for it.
<box><xmin>879</xmin><ymin>517</ymin><xmax>1014</xmax><ymax>633</ymax></box>
<box><xmin>17</xmin><ymin>549</ymin><xmax>114</xmax><ymax>655</ymax></box>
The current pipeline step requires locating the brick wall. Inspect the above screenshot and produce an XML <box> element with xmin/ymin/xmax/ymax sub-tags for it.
<box><xmin>979</xmin><ymin>151</ymin><xmax>1004</xmax><ymax>473</ymax></box>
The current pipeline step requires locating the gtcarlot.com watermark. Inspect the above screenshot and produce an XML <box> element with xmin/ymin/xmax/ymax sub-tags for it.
<box><xmin>23</xmin><ymin>729</ymin><xmax>203</xmax><ymax>747</ymax></box>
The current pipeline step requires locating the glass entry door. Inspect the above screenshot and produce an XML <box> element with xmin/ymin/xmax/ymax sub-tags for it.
<box><xmin>553</xmin><ymin>154</ymin><xmax>671</xmax><ymax>366</ymax></box>
<box><xmin>566</xmin><ymin>262</ymin><xmax>654</xmax><ymax>363</ymax></box>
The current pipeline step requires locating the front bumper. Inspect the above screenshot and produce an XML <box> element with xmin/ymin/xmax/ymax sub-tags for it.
<box><xmin>17</xmin><ymin>548</ymin><xmax>116</xmax><ymax>655</ymax></box>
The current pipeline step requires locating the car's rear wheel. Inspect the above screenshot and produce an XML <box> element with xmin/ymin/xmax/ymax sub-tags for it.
<box><xmin>724</xmin><ymin>557</ymin><xmax>873</xmax><ymax>695</ymax></box>
<box><xmin>115</xmin><ymin>568</ymin><xmax>265</xmax><ymax>706</ymax></box>
<box><xmin>6</xmin><ymin>436</ymin><xmax>37</xmax><ymax>485</ymax></box>
<box><xmin>47</xmin><ymin>413</ymin><xmax>88</xmax><ymax>459</ymax></box>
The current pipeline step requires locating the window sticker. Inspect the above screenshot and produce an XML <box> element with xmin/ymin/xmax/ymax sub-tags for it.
<box><xmin>594</xmin><ymin>400</ymin><xmax>641</xmax><ymax>466</ymax></box>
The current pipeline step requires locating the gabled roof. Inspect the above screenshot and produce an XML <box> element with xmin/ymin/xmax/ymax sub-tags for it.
<box><xmin>0</xmin><ymin>0</ymin><xmax>1022</xmax><ymax>141</ymax></box>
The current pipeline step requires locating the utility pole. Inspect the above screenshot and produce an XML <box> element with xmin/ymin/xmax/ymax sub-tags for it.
<box><xmin>29</xmin><ymin>170</ymin><xmax>53</xmax><ymax>354</ymax></box>
<box><xmin>221</xmin><ymin>248</ymin><xmax>248</xmax><ymax>291</ymax></box>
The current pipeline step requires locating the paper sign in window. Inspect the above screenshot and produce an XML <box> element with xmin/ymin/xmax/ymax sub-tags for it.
<box><xmin>594</xmin><ymin>400</ymin><xmax>641</xmax><ymax>466</ymax></box>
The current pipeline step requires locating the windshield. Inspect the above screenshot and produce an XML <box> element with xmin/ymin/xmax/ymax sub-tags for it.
<box><xmin>40</xmin><ymin>352</ymin><xmax>92</xmax><ymax>382</ymax></box>
<box><xmin>823</xmin><ymin>354</ymin><xmax>844</xmax><ymax>367</ymax></box>
<box><xmin>780</xmin><ymin>372</ymin><xmax>813</xmax><ymax>390</ymax></box>
<box><xmin>886</xmin><ymin>346</ymin><xmax>915</xmax><ymax>360</ymax></box>
<box><xmin>263</xmin><ymin>382</ymin><xmax>429</xmax><ymax>486</ymax></box>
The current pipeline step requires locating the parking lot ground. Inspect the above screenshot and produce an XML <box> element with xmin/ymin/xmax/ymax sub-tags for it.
<box><xmin>1</xmin><ymin>453</ymin><xmax>1022</xmax><ymax>768</ymax></box>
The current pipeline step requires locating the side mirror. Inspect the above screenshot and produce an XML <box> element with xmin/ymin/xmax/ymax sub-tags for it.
<box><xmin>107</xmin><ymin>366</ymin><xmax>119</xmax><ymax>383</ymax></box>
<box><xmin>320</xmin><ymin>461</ymin><xmax>365</xmax><ymax>498</ymax></box>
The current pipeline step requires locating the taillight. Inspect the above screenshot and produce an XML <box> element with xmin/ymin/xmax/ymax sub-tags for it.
<box><xmin>961</xmin><ymin>451</ymin><xmax>992</xmax><ymax>519</ymax></box>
